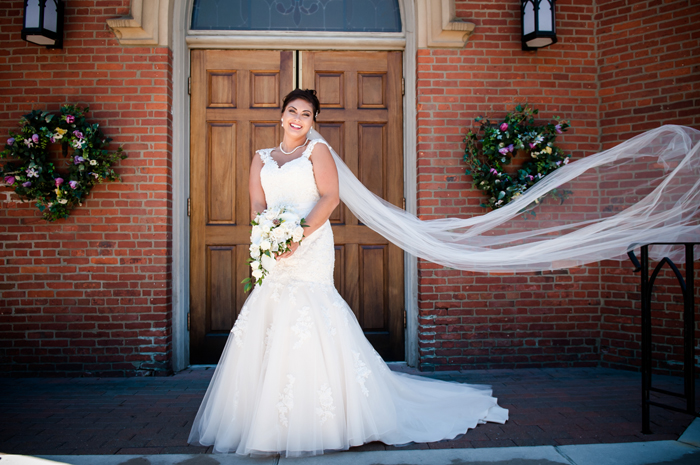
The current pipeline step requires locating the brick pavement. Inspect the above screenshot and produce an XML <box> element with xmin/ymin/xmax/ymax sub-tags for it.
<box><xmin>0</xmin><ymin>367</ymin><xmax>697</xmax><ymax>456</ymax></box>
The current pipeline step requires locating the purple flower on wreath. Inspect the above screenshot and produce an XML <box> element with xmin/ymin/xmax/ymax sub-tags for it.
<box><xmin>489</xmin><ymin>168</ymin><xmax>499</xmax><ymax>175</ymax></box>
<box><xmin>500</xmin><ymin>123</ymin><xmax>508</xmax><ymax>132</ymax></box>
<box><xmin>23</xmin><ymin>181</ymin><xmax>31</xmax><ymax>187</ymax></box>
<box><xmin>74</xmin><ymin>156</ymin><xmax>85</xmax><ymax>165</ymax></box>
<box><xmin>556</xmin><ymin>161</ymin><xmax>561</xmax><ymax>166</ymax></box>
<box><xmin>498</xmin><ymin>144</ymin><xmax>514</xmax><ymax>155</ymax></box>
<box><xmin>66</xmin><ymin>115</ymin><xmax>75</xmax><ymax>124</ymax></box>
<box><xmin>4</xmin><ymin>176</ymin><xmax>15</xmax><ymax>185</ymax></box>
<box><xmin>73</xmin><ymin>130</ymin><xmax>84</xmax><ymax>139</ymax></box>
<box><xmin>50</xmin><ymin>136</ymin><xmax>56</xmax><ymax>143</ymax></box>
<box><xmin>32</xmin><ymin>134</ymin><xmax>39</xmax><ymax>143</ymax></box>
<box><xmin>528</xmin><ymin>175</ymin><xmax>535</xmax><ymax>181</ymax></box>
<box><xmin>529</xmin><ymin>142</ymin><xmax>536</xmax><ymax>149</ymax></box>
<box><xmin>7</xmin><ymin>137</ymin><xmax>14</xmax><ymax>146</ymax></box>
<box><xmin>55</xmin><ymin>177</ymin><xmax>64</xmax><ymax>187</ymax></box>
<box><xmin>555</xmin><ymin>124</ymin><xmax>563</xmax><ymax>134</ymax></box>
<box><xmin>69</xmin><ymin>180</ymin><xmax>78</xmax><ymax>189</ymax></box>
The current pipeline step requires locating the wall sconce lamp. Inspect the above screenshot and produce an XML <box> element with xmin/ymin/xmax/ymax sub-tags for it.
<box><xmin>521</xmin><ymin>0</ymin><xmax>557</xmax><ymax>51</ymax></box>
<box><xmin>22</xmin><ymin>0</ymin><xmax>64</xmax><ymax>49</ymax></box>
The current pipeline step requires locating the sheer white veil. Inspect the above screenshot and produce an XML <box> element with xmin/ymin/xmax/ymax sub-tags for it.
<box><xmin>307</xmin><ymin>125</ymin><xmax>700</xmax><ymax>272</ymax></box>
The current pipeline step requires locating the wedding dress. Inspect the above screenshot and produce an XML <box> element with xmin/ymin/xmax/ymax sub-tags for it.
<box><xmin>187</xmin><ymin>139</ymin><xmax>508</xmax><ymax>457</ymax></box>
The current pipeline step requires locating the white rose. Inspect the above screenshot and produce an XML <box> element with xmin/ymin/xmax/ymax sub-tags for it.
<box><xmin>261</xmin><ymin>220</ymin><xmax>273</xmax><ymax>233</ymax></box>
<box><xmin>249</xmin><ymin>244</ymin><xmax>260</xmax><ymax>259</ymax></box>
<box><xmin>261</xmin><ymin>254</ymin><xmax>276</xmax><ymax>272</ymax></box>
<box><xmin>264</xmin><ymin>207</ymin><xmax>280</xmax><ymax>220</ymax></box>
<box><xmin>250</xmin><ymin>260</ymin><xmax>261</xmax><ymax>270</ymax></box>
<box><xmin>260</xmin><ymin>239</ymin><xmax>271</xmax><ymax>251</ymax></box>
<box><xmin>292</xmin><ymin>226</ymin><xmax>304</xmax><ymax>242</ymax></box>
<box><xmin>271</xmin><ymin>227</ymin><xmax>286</xmax><ymax>242</ymax></box>
<box><xmin>251</xmin><ymin>268</ymin><xmax>263</xmax><ymax>280</ymax></box>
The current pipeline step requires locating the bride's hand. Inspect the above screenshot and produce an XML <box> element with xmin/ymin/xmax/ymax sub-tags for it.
<box><xmin>276</xmin><ymin>241</ymin><xmax>300</xmax><ymax>260</ymax></box>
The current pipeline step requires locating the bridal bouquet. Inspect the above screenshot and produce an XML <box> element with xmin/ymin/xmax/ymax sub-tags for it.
<box><xmin>242</xmin><ymin>205</ymin><xmax>307</xmax><ymax>292</ymax></box>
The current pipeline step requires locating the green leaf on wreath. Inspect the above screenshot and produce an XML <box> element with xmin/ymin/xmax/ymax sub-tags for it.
<box><xmin>0</xmin><ymin>105</ymin><xmax>127</xmax><ymax>221</ymax></box>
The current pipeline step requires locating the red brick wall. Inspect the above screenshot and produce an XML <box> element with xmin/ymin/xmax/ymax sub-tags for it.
<box><xmin>417</xmin><ymin>0</ymin><xmax>602</xmax><ymax>371</ymax></box>
<box><xmin>417</xmin><ymin>0</ymin><xmax>699</xmax><ymax>373</ymax></box>
<box><xmin>600</xmin><ymin>258</ymin><xmax>700</xmax><ymax>376</ymax></box>
<box><xmin>1</xmin><ymin>0</ymin><xmax>697</xmax><ymax>377</ymax></box>
<box><xmin>596</xmin><ymin>0</ymin><xmax>700</xmax><ymax>374</ymax></box>
<box><xmin>0</xmin><ymin>1</ymin><xmax>173</xmax><ymax>376</ymax></box>
<box><xmin>597</xmin><ymin>0</ymin><xmax>700</xmax><ymax>148</ymax></box>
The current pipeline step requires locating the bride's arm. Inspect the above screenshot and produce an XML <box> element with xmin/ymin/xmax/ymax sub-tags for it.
<box><xmin>249</xmin><ymin>152</ymin><xmax>267</xmax><ymax>221</ymax></box>
<box><xmin>303</xmin><ymin>142</ymin><xmax>340</xmax><ymax>236</ymax></box>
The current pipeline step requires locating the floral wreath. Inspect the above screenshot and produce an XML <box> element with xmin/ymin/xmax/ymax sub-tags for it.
<box><xmin>464</xmin><ymin>105</ymin><xmax>571</xmax><ymax>211</ymax></box>
<box><xmin>0</xmin><ymin>104</ymin><xmax>126</xmax><ymax>221</ymax></box>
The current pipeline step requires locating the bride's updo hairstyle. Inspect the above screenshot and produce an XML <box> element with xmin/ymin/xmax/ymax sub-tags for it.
<box><xmin>282</xmin><ymin>88</ymin><xmax>320</xmax><ymax>122</ymax></box>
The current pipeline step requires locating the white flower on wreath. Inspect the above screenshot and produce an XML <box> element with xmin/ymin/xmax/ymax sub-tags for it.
<box><xmin>89</xmin><ymin>159</ymin><xmax>97</xmax><ymax>166</ymax></box>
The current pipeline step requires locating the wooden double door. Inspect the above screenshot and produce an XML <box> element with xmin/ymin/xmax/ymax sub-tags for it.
<box><xmin>190</xmin><ymin>50</ymin><xmax>404</xmax><ymax>364</ymax></box>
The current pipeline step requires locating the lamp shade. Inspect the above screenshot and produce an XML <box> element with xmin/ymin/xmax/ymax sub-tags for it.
<box><xmin>22</xmin><ymin>0</ymin><xmax>64</xmax><ymax>49</ymax></box>
<box><xmin>521</xmin><ymin>0</ymin><xmax>557</xmax><ymax>51</ymax></box>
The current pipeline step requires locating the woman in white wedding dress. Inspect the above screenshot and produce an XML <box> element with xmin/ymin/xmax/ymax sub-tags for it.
<box><xmin>188</xmin><ymin>89</ymin><xmax>508</xmax><ymax>457</ymax></box>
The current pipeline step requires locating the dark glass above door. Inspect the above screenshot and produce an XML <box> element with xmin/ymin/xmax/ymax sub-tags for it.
<box><xmin>191</xmin><ymin>0</ymin><xmax>402</xmax><ymax>32</ymax></box>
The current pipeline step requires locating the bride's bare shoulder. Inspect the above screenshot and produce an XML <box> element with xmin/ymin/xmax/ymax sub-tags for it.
<box><xmin>308</xmin><ymin>140</ymin><xmax>332</xmax><ymax>160</ymax></box>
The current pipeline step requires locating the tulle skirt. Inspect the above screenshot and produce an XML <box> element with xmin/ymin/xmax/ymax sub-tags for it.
<box><xmin>188</xmin><ymin>222</ymin><xmax>508</xmax><ymax>457</ymax></box>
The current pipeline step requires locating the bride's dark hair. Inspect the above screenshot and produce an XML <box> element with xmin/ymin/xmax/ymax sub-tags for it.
<box><xmin>282</xmin><ymin>88</ymin><xmax>320</xmax><ymax>121</ymax></box>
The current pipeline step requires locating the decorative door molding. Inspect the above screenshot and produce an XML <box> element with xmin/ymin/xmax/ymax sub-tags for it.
<box><xmin>107</xmin><ymin>0</ymin><xmax>172</xmax><ymax>47</ymax></box>
<box><xmin>416</xmin><ymin>0</ymin><xmax>475</xmax><ymax>48</ymax></box>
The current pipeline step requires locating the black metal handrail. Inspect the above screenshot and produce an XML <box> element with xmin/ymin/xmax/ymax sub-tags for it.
<box><xmin>627</xmin><ymin>242</ymin><xmax>699</xmax><ymax>434</ymax></box>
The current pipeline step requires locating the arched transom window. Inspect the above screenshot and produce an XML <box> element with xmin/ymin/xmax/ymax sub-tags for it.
<box><xmin>191</xmin><ymin>0</ymin><xmax>402</xmax><ymax>32</ymax></box>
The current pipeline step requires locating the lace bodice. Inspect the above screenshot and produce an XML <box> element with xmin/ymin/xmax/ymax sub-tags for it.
<box><xmin>258</xmin><ymin>140</ymin><xmax>328</xmax><ymax>217</ymax></box>
<box><xmin>257</xmin><ymin>139</ymin><xmax>335</xmax><ymax>287</ymax></box>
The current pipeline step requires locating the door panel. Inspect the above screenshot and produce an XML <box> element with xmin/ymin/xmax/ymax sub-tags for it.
<box><xmin>302</xmin><ymin>51</ymin><xmax>405</xmax><ymax>361</ymax></box>
<box><xmin>190</xmin><ymin>50</ymin><xmax>294</xmax><ymax>364</ymax></box>
<box><xmin>191</xmin><ymin>50</ymin><xmax>404</xmax><ymax>363</ymax></box>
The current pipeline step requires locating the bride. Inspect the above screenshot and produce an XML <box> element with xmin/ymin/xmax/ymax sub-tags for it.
<box><xmin>187</xmin><ymin>88</ymin><xmax>509</xmax><ymax>457</ymax></box>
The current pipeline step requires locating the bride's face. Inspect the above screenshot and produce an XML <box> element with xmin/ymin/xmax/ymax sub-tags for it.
<box><xmin>281</xmin><ymin>99</ymin><xmax>314</xmax><ymax>139</ymax></box>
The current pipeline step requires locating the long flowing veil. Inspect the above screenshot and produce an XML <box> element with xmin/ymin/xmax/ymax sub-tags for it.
<box><xmin>307</xmin><ymin>125</ymin><xmax>700</xmax><ymax>272</ymax></box>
